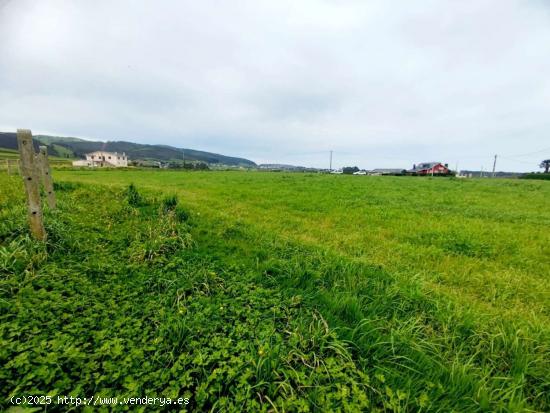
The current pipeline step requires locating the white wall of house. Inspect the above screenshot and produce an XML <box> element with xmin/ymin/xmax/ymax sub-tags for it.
<box><xmin>72</xmin><ymin>159</ymin><xmax>93</xmax><ymax>167</ymax></box>
<box><xmin>84</xmin><ymin>151</ymin><xmax>128</xmax><ymax>167</ymax></box>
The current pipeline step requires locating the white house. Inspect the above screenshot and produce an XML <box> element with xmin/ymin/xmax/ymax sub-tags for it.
<box><xmin>72</xmin><ymin>151</ymin><xmax>129</xmax><ymax>167</ymax></box>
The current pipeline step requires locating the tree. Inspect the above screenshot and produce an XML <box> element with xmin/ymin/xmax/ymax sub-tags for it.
<box><xmin>540</xmin><ymin>159</ymin><xmax>550</xmax><ymax>173</ymax></box>
<box><xmin>342</xmin><ymin>166</ymin><xmax>359</xmax><ymax>175</ymax></box>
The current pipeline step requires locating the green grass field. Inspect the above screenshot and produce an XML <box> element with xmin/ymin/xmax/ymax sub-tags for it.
<box><xmin>0</xmin><ymin>149</ymin><xmax>73</xmax><ymax>169</ymax></box>
<box><xmin>1</xmin><ymin>169</ymin><xmax>549</xmax><ymax>411</ymax></box>
<box><xmin>0</xmin><ymin>149</ymin><xmax>20</xmax><ymax>159</ymax></box>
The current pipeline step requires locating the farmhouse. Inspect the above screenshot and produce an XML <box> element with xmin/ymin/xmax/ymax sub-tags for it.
<box><xmin>409</xmin><ymin>162</ymin><xmax>450</xmax><ymax>175</ymax></box>
<box><xmin>72</xmin><ymin>151</ymin><xmax>129</xmax><ymax>167</ymax></box>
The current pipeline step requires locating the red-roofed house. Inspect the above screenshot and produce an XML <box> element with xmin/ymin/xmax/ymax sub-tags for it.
<box><xmin>409</xmin><ymin>162</ymin><xmax>451</xmax><ymax>175</ymax></box>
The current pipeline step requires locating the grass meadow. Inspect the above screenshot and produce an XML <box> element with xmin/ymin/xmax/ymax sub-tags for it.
<box><xmin>1</xmin><ymin>169</ymin><xmax>549</xmax><ymax>411</ymax></box>
<box><xmin>0</xmin><ymin>149</ymin><xmax>72</xmax><ymax>169</ymax></box>
<box><xmin>0</xmin><ymin>149</ymin><xmax>21</xmax><ymax>160</ymax></box>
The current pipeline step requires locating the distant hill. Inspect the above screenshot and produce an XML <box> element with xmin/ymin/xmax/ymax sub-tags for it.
<box><xmin>0</xmin><ymin>132</ymin><xmax>41</xmax><ymax>152</ymax></box>
<box><xmin>33</xmin><ymin>135</ymin><xmax>87</xmax><ymax>145</ymax></box>
<box><xmin>0</xmin><ymin>132</ymin><xmax>256</xmax><ymax>166</ymax></box>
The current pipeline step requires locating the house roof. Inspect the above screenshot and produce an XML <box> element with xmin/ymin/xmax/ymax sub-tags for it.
<box><xmin>409</xmin><ymin>162</ymin><xmax>448</xmax><ymax>172</ymax></box>
<box><xmin>87</xmin><ymin>151</ymin><xmax>126</xmax><ymax>156</ymax></box>
<box><xmin>416</xmin><ymin>162</ymin><xmax>441</xmax><ymax>169</ymax></box>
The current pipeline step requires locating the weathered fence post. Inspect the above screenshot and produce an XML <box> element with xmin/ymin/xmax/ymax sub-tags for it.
<box><xmin>17</xmin><ymin>129</ymin><xmax>46</xmax><ymax>240</ymax></box>
<box><xmin>5</xmin><ymin>159</ymin><xmax>10</xmax><ymax>175</ymax></box>
<box><xmin>37</xmin><ymin>146</ymin><xmax>56</xmax><ymax>209</ymax></box>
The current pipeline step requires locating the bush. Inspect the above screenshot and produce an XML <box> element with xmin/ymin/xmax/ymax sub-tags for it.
<box><xmin>342</xmin><ymin>166</ymin><xmax>359</xmax><ymax>174</ymax></box>
<box><xmin>521</xmin><ymin>173</ymin><xmax>550</xmax><ymax>180</ymax></box>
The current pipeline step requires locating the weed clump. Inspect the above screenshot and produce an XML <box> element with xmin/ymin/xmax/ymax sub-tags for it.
<box><xmin>160</xmin><ymin>194</ymin><xmax>189</xmax><ymax>222</ymax></box>
<box><xmin>126</xmin><ymin>183</ymin><xmax>143</xmax><ymax>206</ymax></box>
<box><xmin>53</xmin><ymin>181</ymin><xmax>80</xmax><ymax>191</ymax></box>
<box><xmin>128</xmin><ymin>217</ymin><xmax>193</xmax><ymax>263</ymax></box>
<box><xmin>161</xmin><ymin>194</ymin><xmax>178</xmax><ymax>213</ymax></box>
<box><xmin>175</xmin><ymin>206</ymin><xmax>189</xmax><ymax>222</ymax></box>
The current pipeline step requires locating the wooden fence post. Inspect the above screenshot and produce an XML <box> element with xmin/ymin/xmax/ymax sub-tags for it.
<box><xmin>37</xmin><ymin>146</ymin><xmax>56</xmax><ymax>209</ymax></box>
<box><xmin>17</xmin><ymin>129</ymin><xmax>46</xmax><ymax>241</ymax></box>
<box><xmin>5</xmin><ymin>159</ymin><xmax>10</xmax><ymax>175</ymax></box>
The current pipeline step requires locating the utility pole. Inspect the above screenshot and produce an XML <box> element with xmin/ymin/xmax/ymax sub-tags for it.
<box><xmin>329</xmin><ymin>150</ymin><xmax>333</xmax><ymax>172</ymax></box>
<box><xmin>492</xmin><ymin>154</ymin><xmax>497</xmax><ymax>178</ymax></box>
<box><xmin>480</xmin><ymin>166</ymin><xmax>484</xmax><ymax>178</ymax></box>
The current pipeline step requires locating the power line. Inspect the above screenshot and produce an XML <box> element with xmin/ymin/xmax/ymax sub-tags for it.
<box><xmin>499</xmin><ymin>156</ymin><xmax>537</xmax><ymax>165</ymax></box>
<box><xmin>503</xmin><ymin>147</ymin><xmax>550</xmax><ymax>158</ymax></box>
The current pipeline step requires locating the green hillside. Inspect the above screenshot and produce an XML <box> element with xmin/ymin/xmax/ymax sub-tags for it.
<box><xmin>33</xmin><ymin>135</ymin><xmax>86</xmax><ymax>145</ymax></box>
<box><xmin>54</xmin><ymin>140</ymin><xmax>255</xmax><ymax>166</ymax></box>
<box><xmin>0</xmin><ymin>132</ymin><xmax>256</xmax><ymax>166</ymax></box>
<box><xmin>0</xmin><ymin>148</ymin><xmax>19</xmax><ymax>159</ymax></box>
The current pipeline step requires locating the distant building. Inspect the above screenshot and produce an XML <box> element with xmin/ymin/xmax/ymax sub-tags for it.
<box><xmin>72</xmin><ymin>151</ymin><xmax>128</xmax><ymax>167</ymax></box>
<box><xmin>409</xmin><ymin>162</ymin><xmax>450</xmax><ymax>175</ymax></box>
<box><xmin>258</xmin><ymin>163</ymin><xmax>306</xmax><ymax>171</ymax></box>
<box><xmin>368</xmin><ymin>168</ymin><xmax>405</xmax><ymax>176</ymax></box>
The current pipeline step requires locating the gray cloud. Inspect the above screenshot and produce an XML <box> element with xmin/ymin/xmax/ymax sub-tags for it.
<box><xmin>1</xmin><ymin>0</ymin><xmax>549</xmax><ymax>170</ymax></box>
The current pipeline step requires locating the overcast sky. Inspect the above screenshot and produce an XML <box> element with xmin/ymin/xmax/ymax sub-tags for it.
<box><xmin>1</xmin><ymin>0</ymin><xmax>549</xmax><ymax>171</ymax></box>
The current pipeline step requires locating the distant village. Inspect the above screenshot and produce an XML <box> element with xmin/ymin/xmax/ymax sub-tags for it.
<box><xmin>331</xmin><ymin>162</ymin><xmax>453</xmax><ymax>176</ymax></box>
<box><xmin>70</xmin><ymin>150</ymin><xmax>529</xmax><ymax>178</ymax></box>
<box><xmin>73</xmin><ymin>152</ymin><xmax>453</xmax><ymax>175</ymax></box>
<box><xmin>260</xmin><ymin>162</ymin><xmax>467</xmax><ymax>176</ymax></box>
